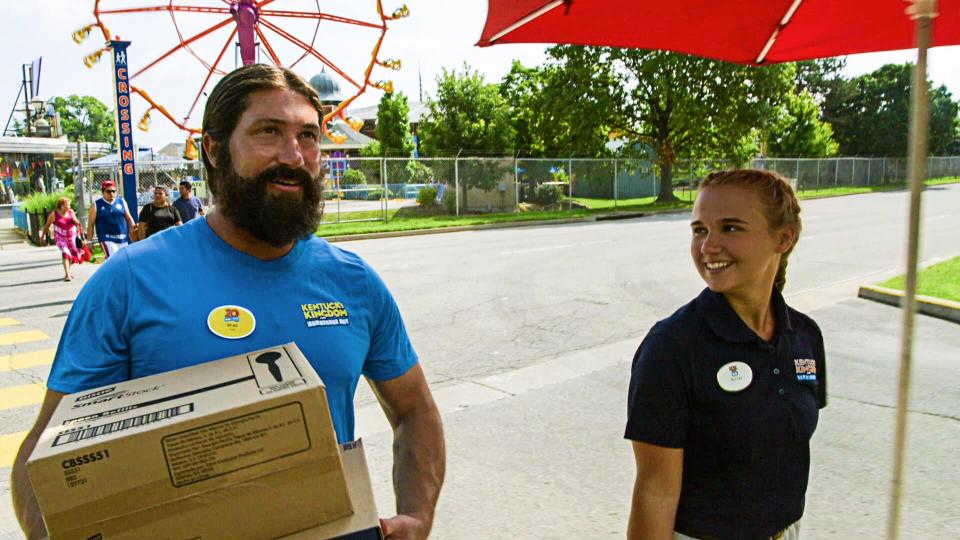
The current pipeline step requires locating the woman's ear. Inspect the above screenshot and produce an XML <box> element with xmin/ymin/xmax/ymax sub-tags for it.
<box><xmin>776</xmin><ymin>225</ymin><xmax>798</xmax><ymax>254</ymax></box>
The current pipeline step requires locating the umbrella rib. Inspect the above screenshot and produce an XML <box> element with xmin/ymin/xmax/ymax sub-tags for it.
<box><xmin>488</xmin><ymin>0</ymin><xmax>565</xmax><ymax>43</ymax></box>
<box><xmin>755</xmin><ymin>0</ymin><xmax>805</xmax><ymax>63</ymax></box>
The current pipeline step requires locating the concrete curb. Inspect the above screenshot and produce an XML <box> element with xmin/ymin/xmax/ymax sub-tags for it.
<box><xmin>857</xmin><ymin>284</ymin><xmax>960</xmax><ymax>325</ymax></box>
<box><xmin>321</xmin><ymin>208</ymin><xmax>688</xmax><ymax>243</ymax></box>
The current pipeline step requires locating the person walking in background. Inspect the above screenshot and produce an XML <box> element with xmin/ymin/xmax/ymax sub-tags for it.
<box><xmin>173</xmin><ymin>180</ymin><xmax>205</xmax><ymax>222</ymax></box>
<box><xmin>87</xmin><ymin>180</ymin><xmax>137</xmax><ymax>259</ymax></box>
<box><xmin>138</xmin><ymin>185</ymin><xmax>182</xmax><ymax>238</ymax></box>
<box><xmin>626</xmin><ymin>169</ymin><xmax>826</xmax><ymax>540</ymax></box>
<box><xmin>40</xmin><ymin>196</ymin><xmax>84</xmax><ymax>281</ymax></box>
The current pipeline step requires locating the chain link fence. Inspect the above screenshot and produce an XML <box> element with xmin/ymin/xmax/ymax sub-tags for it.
<box><xmin>74</xmin><ymin>160</ymin><xmax>208</xmax><ymax>229</ymax></box>
<box><xmin>317</xmin><ymin>155</ymin><xmax>960</xmax><ymax>224</ymax></box>
<box><xmin>63</xmin><ymin>155</ymin><xmax>960</xmax><ymax>228</ymax></box>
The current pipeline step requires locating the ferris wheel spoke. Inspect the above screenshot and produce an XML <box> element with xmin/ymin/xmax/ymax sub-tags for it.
<box><xmin>255</xmin><ymin>27</ymin><xmax>283</xmax><ymax>65</ymax></box>
<box><xmin>260</xmin><ymin>19</ymin><xmax>362</xmax><ymax>90</ymax></box>
<box><xmin>131</xmin><ymin>16</ymin><xmax>234</xmax><ymax>80</ymax></box>
<box><xmin>260</xmin><ymin>10</ymin><xmax>383</xmax><ymax>30</ymax></box>
<box><xmin>183</xmin><ymin>27</ymin><xmax>238</xmax><ymax>123</ymax></box>
<box><xmin>97</xmin><ymin>5</ymin><xmax>231</xmax><ymax>16</ymax></box>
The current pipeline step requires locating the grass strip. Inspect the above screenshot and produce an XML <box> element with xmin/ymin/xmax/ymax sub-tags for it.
<box><xmin>877</xmin><ymin>256</ymin><xmax>960</xmax><ymax>303</ymax></box>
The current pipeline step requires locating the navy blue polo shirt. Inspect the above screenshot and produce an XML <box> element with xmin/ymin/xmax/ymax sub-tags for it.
<box><xmin>625</xmin><ymin>287</ymin><xmax>826</xmax><ymax>540</ymax></box>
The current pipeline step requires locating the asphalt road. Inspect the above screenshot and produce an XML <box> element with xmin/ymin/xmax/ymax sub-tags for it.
<box><xmin>0</xmin><ymin>184</ymin><xmax>958</xmax><ymax>538</ymax></box>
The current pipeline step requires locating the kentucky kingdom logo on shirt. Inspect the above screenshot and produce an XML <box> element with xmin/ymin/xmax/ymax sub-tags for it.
<box><xmin>794</xmin><ymin>358</ymin><xmax>817</xmax><ymax>381</ymax></box>
<box><xmin>301</xmin><ymin>301</ymin><xmax>350</xmax><ymax>328</ymax></box>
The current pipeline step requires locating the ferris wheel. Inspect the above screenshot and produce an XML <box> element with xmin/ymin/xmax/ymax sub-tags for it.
<box><xmin>72</xmin><ymin>0</ymin><xmax>408</xmax><ymax>154</ymax></box>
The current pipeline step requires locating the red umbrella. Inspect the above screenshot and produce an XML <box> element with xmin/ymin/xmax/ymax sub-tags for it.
<box><xmin>479</xmin><ymin>2</ymin><xmax>958</xmax><ymax>539</ymax></box>
<box><xmin>478</xmin><ymin>0</ymin><xmax>960</xmax><ymax>63</ymax></box>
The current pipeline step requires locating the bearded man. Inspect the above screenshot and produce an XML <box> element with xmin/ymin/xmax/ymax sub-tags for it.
<box><xmin>12</xmin><ymin>64</ymin><xmax>445</xmax><ymax>540</ymax></box>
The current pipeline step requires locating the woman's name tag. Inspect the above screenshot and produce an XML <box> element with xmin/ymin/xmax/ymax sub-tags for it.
<box><xmin>717</xmin><ymin>361</ymin><xmax>753</xmax><ymax>392</ymax></box>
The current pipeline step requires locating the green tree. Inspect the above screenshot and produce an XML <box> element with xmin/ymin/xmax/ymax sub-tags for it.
<box><xmin>766</xmin><ymin>91</ymin><xmax>839</xmax><ymax>157</ymax></box>
<box><xmin>49</xmin><ymin>95</ymin><xmax>116</xmax><ymax>145</ymax></box>
<box><xmin>501</xmin><ymin>53</ymin><xmax>615</xmax><ymax>157</ymax></box>
<box><xmin>793</xmin><ymin>58</ymin><xmax>846</xmax><ymax>102</ymax></box>
<box><xmin>374</xmin><ymin>91</ymin><xmax>415</xmax><ymax>157</ymax></box>
<box><xmin>418</xmin><ymin>64</ymin><xmax>516</xmax><ymax>157</ymax></box>
<box><xmin>822</xmin><ymin>63</ymin><xmax>959</xmax><ymax>156</ymax></box>
<box><xmin>419</xmin><ymin>65</ymin><xmax>516</xmax><ymax>210</ymax></box>
<box><xmin>581</xmin><ymin>48</ymin><xmax>792</xmax><ymax>201</ymax></box>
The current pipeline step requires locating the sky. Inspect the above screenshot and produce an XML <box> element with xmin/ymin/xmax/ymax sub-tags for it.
<box><xmin>4</xmin><ymin>1</ymin><xmax>959</xmax><ymax>149</ymax></box>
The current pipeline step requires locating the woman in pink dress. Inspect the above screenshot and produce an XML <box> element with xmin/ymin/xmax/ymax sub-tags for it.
<box><xmin>41</xmin><ymin>197</ymin><xmax>83</xmax><ymax>281</ymax></box>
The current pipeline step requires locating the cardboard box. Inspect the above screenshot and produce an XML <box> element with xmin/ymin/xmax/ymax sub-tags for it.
<box><xmin>28</xmin><ymin>343</ymin><xmax>353</xmax><ymax>540</ymax></box>
<box><xmin>281</xmin><ymin>439</ymin><xmax>384</xmax><ymax>540</ymax></box>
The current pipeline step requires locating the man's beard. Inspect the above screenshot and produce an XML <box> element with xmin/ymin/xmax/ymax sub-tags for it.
<box><xmin>213</xmin><ymin>158</ymin><xmax>323</xmax><ymax>247</ymax></box>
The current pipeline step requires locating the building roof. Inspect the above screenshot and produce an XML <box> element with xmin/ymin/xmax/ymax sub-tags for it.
<box><xmin>309</xmin><ymin>70</ymin><xmax>344</xmax><ymax>104</ymax></box>
<box><xmin>347</xmin><ymin>100</ymin><xmax>429</xmax><ymax>124</ymax></box>
<box><xmin>87</xmin><ymin>148</ymin><xmax>185</xmax><ymax>166</ymax></box>
<box><xmin>0</xmin><ymin>136</ymin><xmax>111</xmax><ymax>160</ymax></box>
<box><xmin>321</xmin><ymin>120</ymin><xmax>376</xmax><ymax>151</ymax></box>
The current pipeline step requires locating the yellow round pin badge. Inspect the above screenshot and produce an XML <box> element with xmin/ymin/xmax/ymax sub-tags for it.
<box><xmin>207</xmin><ymin>305</ymin><xmax>256</xmax><ymax>339</ymax></box>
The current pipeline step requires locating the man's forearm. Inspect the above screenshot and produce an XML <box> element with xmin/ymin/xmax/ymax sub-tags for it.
<box><xmin>392</xmin><ymin>403</ymin><xmax>445</xmax><ymax>528</ymax></box>
<box><xmin>11</xmin><ymin>434</ymin><xmax>48</xmax><ymax>539</ymax></box>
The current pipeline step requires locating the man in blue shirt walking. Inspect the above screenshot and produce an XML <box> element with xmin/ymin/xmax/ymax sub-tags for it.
<box><xmin>173</xmin><ymin>180</ymin><xmax>205</xmax><ymax>222</ymax></box>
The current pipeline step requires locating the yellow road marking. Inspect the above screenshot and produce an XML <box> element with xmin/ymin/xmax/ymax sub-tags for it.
<box><xmin>0</xmin><ymin>330</ymin><xmax>49</xmax><ymax>346</ymax></box>
<box><xmin>0</xmin><ymin>318</ymin><xmax>20</xmax><ymax>327</ymax></box>
<box><xmin>0</xmin><ymin>383</ymin><xmax>46</xmax><ymax>410</ymax></box>
<box><xmin>0</xmin><ymin>348</ymin><xmax>56</xmax><ymax>371</ymax></box>
<box><xmin>0</xmin><ymin>430</ymin><xmax>28</xmax><ymax>468</ymax></box>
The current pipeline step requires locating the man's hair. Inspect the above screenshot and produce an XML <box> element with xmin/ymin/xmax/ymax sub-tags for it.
<box><xmin>201</xmin><ymin>64</ymin><xmax>323</xmax><ymax>190</ymax></box>
<box><xmin>179</xmin><ymin>180</ymin><xmax>192</xmax><ymax>190</ymax></box>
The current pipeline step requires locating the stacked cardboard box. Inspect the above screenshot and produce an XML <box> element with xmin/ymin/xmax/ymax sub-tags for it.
<box><xmin>28</xmin><ymin>343</ymin><xmax>379</xmax><ymax>539</ymax></box>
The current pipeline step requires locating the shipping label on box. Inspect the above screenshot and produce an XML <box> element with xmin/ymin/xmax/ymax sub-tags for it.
<box><xmin>28</xmin><ymin>343</ymin><xmax>354</xmax><ymax>540</ymax></box>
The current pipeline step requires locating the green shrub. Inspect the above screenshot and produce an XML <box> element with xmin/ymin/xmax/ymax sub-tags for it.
<box><xmin>417</xmin><ymin>186</ymin><xmax>438</xmax><ymax>208</ymax></box>
<box><xmin>21</xmin><ymin>186</ymin><xmax>77</xmax><ymax>214</ymax></box>
<box><xmin>342</xmin><ymin>168</ymin><xmax>366</xmax><ymax>184</ymax></box>
<box><xmin>534</xmin><ymin>184</ymin><xmax>562</xmax><ymax>205</ymax></box>
<box><xmin>366</xmin><ymin>189</ymin><xmax>385</xmax><ymax>201</ymax></box>
<box><xmin>405</xmin><ymin>160</ymin><xmax>433</xmax><ymax>183</ymax></box>
<box><xmin>443</xmin><ymin>186</ymin><xmax>457</xmax><ymax>214</ymax></box>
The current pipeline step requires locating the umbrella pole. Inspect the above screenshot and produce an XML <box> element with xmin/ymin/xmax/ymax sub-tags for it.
<box><xmin>886</xmin><ymin>10</ymin><xmax>934</xmax><ymax>540</ymax></box>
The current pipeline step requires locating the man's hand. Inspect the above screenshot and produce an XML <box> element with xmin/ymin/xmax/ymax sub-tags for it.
<box><xmin>379</xmin><ymin>513</ymin><xmax>432</xmax><ymax>540</ymax></box>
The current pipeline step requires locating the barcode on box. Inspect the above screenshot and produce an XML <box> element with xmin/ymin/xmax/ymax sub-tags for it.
<box><xmin>53</xmin><ymin>404</ymin><xmax>195</xmax><ymax>447</ymax></box>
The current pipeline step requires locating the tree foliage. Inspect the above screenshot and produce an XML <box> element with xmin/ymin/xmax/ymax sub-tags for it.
<box><xmin>822</xmin><ymin>63</ymin><xmax>959</xmax><ymax>156</ymax></box>
<box><xmin>793</xmin><ymin>58</ymin><xmax>846</xmax><ymax>103</ymax></box>
<box><xmin>374</xmin><ymin>91</ymin><xmax>415</xmax><ymax>157</ymax></box>
<box><xmin>560</xmin><ymin>48</ymin><xmax>794</xmax><ymax>201</ymax></box>
<box><xmin>49</xmin><ymin>95</ymin><xmax>116</xmax><ymax>145</ymax></box>
<box><xmin>418</xmin><ymin>64</ymin><xmax>516</xmax><ymax>157</ymax></box>
<box><xmin>766</xmin><ymin>91</ymin><xmax>839</xmax><ymax>157</ymax></box>
<box><xmin>500</xmin><ymin>53</ymin><xmax>615</xmax><ymax>157</ymax></box>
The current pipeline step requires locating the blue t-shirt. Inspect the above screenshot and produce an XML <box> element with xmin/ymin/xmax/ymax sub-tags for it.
<box><xmin>94</xmin><ymin>197</ymin><xmax>130</xmax><ymax>243</ymax></box>
<box><xmin>48</xmin><ymin>218</ymin><xmax>418</xmax><ymax>443</ymax></box>
<box><xmin>173</xmin><ymin>196</ymin><xmax>203</xmax><ymax>222</ymax></box>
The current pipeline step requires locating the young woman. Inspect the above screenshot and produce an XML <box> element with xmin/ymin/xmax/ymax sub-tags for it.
<box><xmin>138</xmin><ymin>186</ymin><xmax>182</xmax><ymax>238</ymax></box>
<box><xmin>41</xmin><ymin>197</ymin><xmax>83</xmax><ymax>281</ymax></box>
<box><xmin>626</xmin><ymin>169</ymin><xmax>826</xmax><ymax>540</ymax></box>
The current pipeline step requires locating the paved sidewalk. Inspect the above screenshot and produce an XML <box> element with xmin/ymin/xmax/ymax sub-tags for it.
<box><xmin>0</xmin><ymin>218</ymin><xmax>29</xmax><ymax>251</ymax></box>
